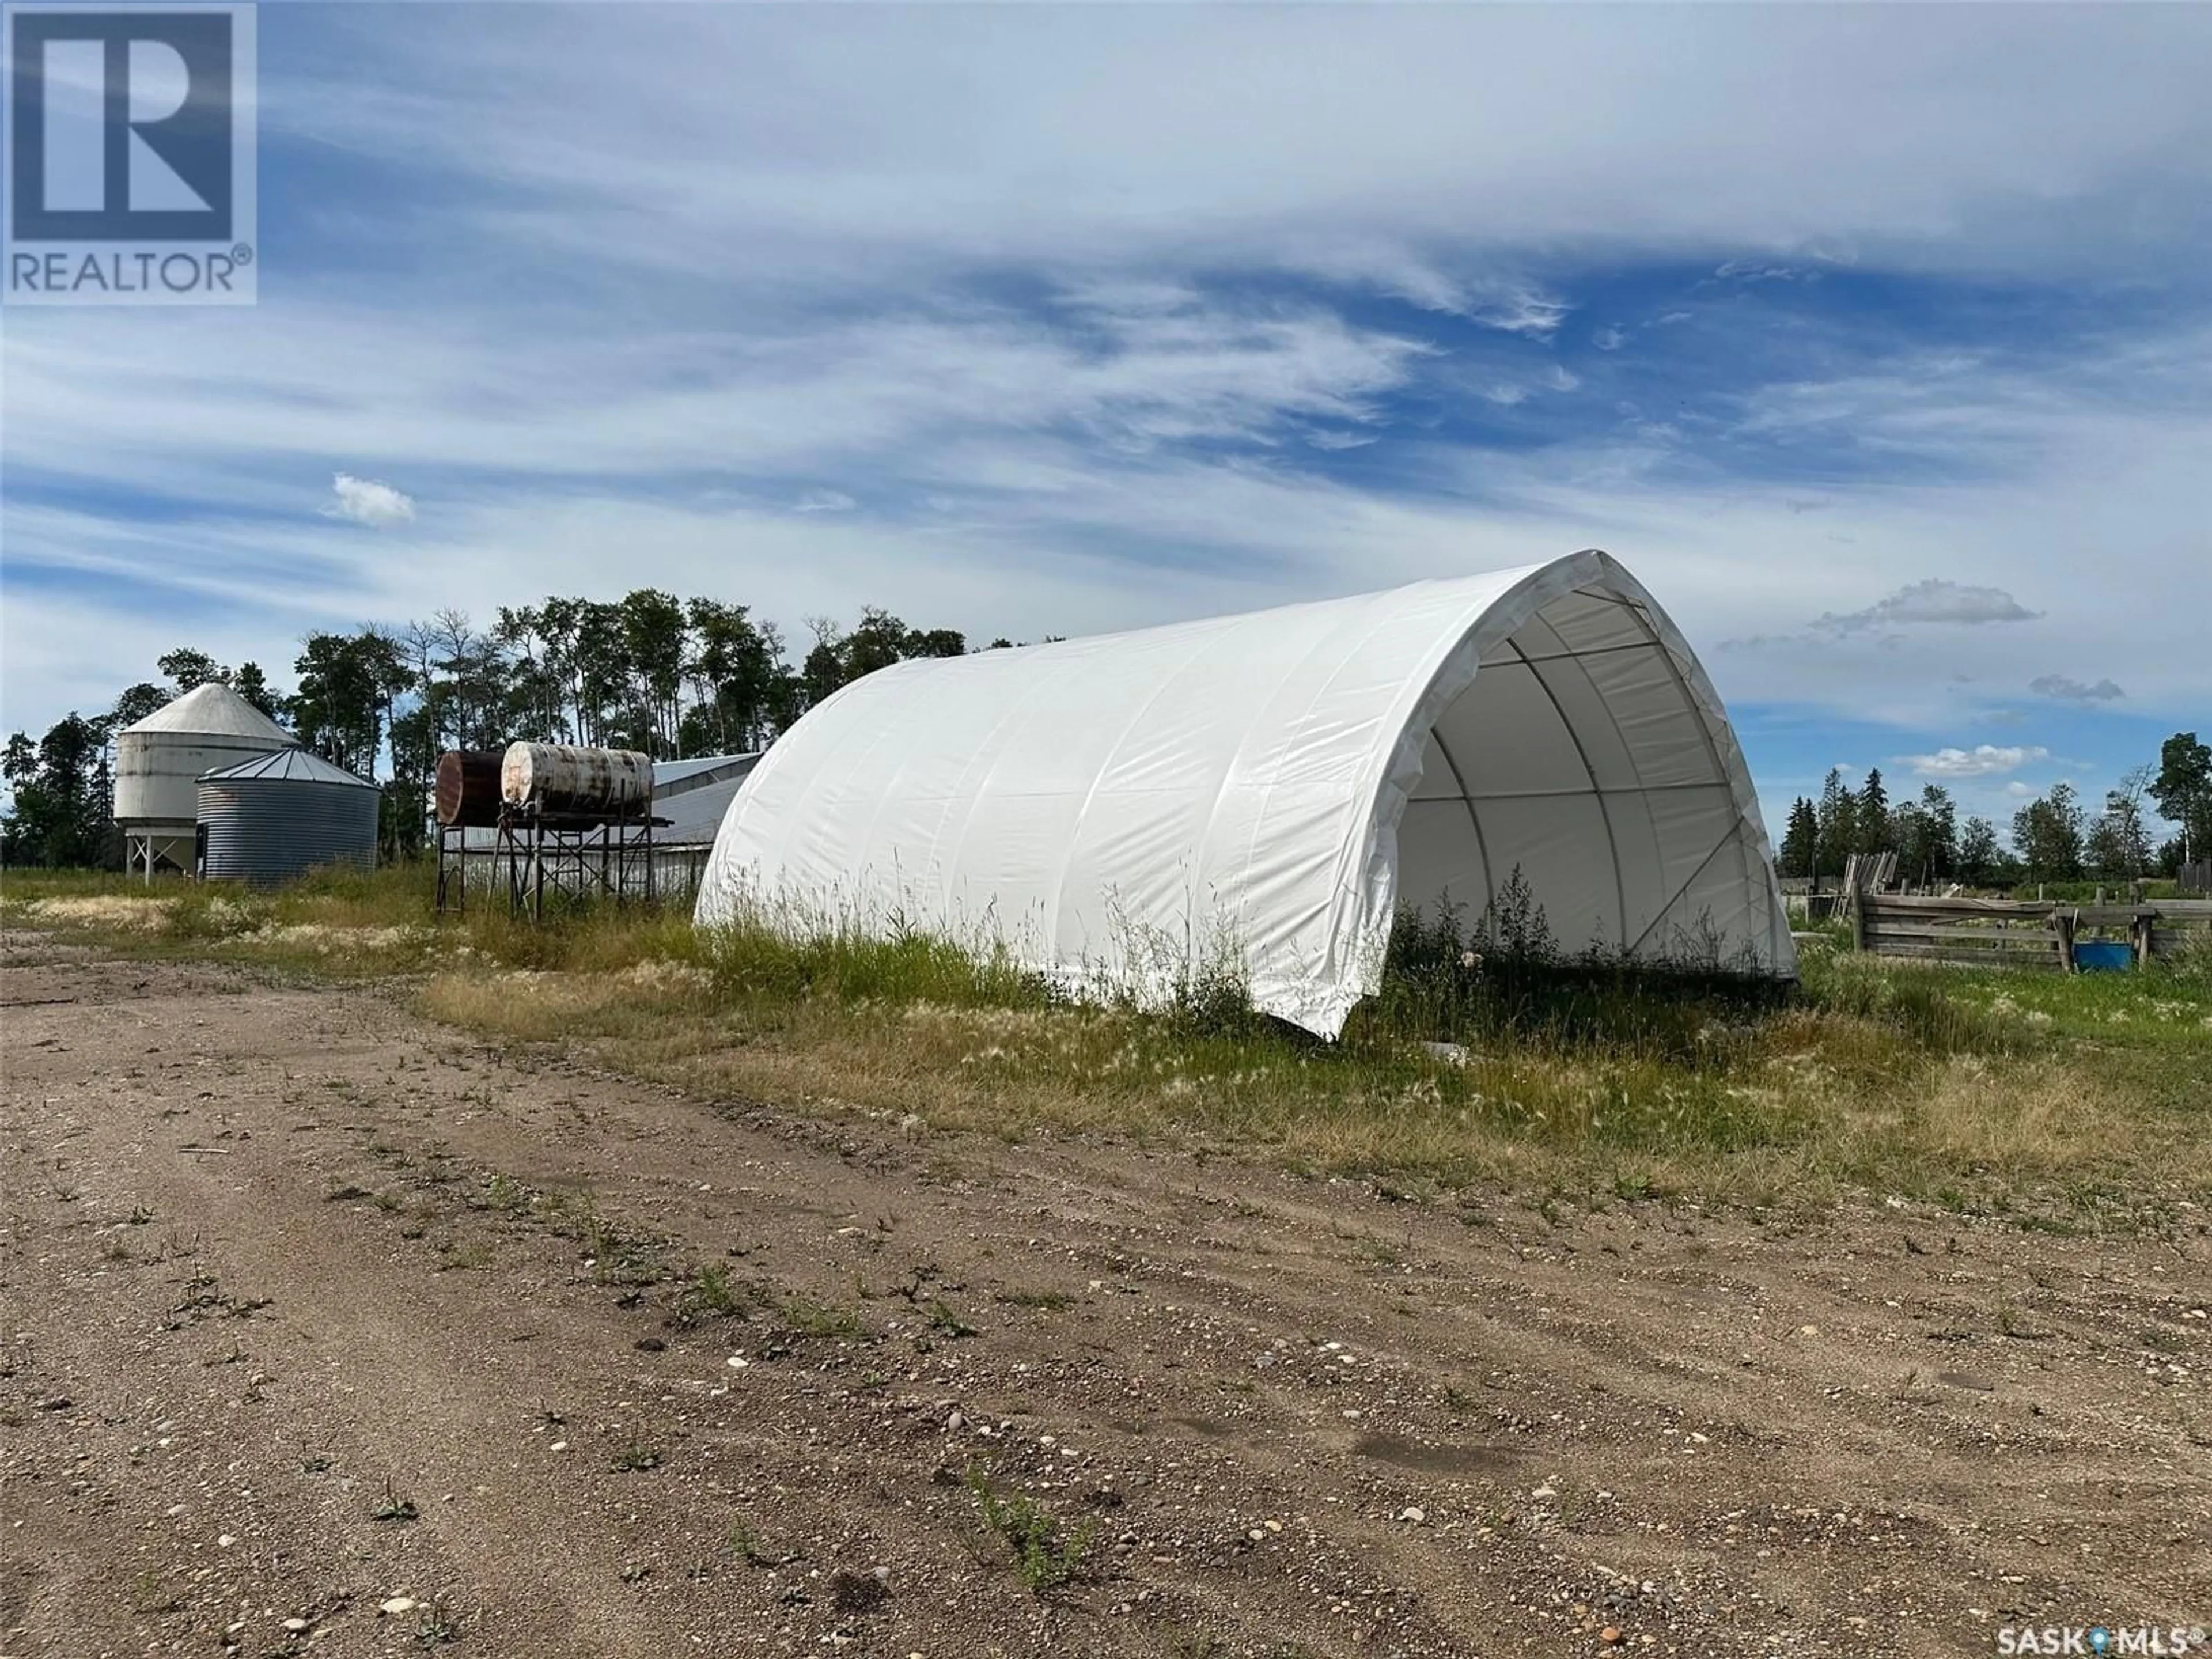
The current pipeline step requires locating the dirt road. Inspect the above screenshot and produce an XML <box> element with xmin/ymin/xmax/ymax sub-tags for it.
<box><xmin>3</xmin><ymin>938</ymin><xmax>2207</xmax><ymax>1658</ymax></box>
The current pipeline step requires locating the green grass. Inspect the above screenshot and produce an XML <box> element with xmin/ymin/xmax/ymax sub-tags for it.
<box><xmin>6</xmin><ymin>862</ymin><xmax>2210</xmax><ymax>1224</ymax></box>
<box><xmin>781</xmin><ymin>1296</ymin><xmax>866</xmax><ymax>1340</ymax></box>
<box><xmin>965</xmin><ymin>1463</ymin><xmax>1094</xmax><ymax>1592</ymax></box>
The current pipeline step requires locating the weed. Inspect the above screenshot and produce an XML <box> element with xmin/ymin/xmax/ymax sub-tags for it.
<box><xmin>677</xmin><ymin>1263</ymin><xmax>754</xmax><ymax>1323</ymax></box>
<box><xmin>371</xmin><ymin>1479</ymin><xmax>418</xmax><ymax>1522</ymax></box>
<box><xmin>782</xmin><ymin>1297</ymin><xmax>865</xmax><ymax>1340</ymax></box>
<box><xmin>412</xmin><ymin>1598</ymin><xmax>459</xmax><ymax>1647</ymax></box>
<box><xmin>725</xmin><ymin>1516</ymin><xmax>772</xmax><ymax>1564</ymax></box>
<box><xmin>926</xmin><ymin>1299</ymin><xmax>980</xmax><ymax>1339</ymax></box>
<box><xmin>613</xmin><ymin>1443</ymin><xmax>661</xmax><ymax>1472</ymax></box>
<box><xmin>965</xmin><ymin>1463</ymin><xmax>1093</xmax><ymax>1592</ymax></box>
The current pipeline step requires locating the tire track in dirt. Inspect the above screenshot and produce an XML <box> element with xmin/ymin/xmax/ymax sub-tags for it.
<box><xmin>3</xmin><ymin>946</ymin><xmax>2206</xmax><ymax>1658</ymax></box>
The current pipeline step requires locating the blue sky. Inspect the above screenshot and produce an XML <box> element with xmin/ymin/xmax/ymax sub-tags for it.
<box><xmin>3</xmin><ymin>3</ymin><xmax>2208</xmax><ymax>839</ymax></box>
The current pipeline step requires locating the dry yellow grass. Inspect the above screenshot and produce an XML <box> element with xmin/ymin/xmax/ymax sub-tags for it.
<box><xmin>21</xmin><ymin>895</ymin><xmax>170</xmax><ymax>930</ymax></box>
<box><xmin>414</xmin><ymin>952</ymin><xmax>2207</xmax><ymax>1220</ymax></box>
<box><xmin>9</xmin><ymin>865</ymin><xmax>2209</xmax><ymax>1224</ymax></box>
<box><xmin>1914</xmin><ymin>1055</ymin><xmax>2134</xmax><ymax>1170</ymax></box>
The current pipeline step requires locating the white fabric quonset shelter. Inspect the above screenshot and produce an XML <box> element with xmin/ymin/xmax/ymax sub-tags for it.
<box><xmin>696</xmin><ymin>550</ymin><xmax>1794</xmax><ymax>1037</ymax></box>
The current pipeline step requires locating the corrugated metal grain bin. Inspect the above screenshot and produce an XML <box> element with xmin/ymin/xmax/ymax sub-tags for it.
<box><xmin>115</xmin><ymin>683</ymin><xmax>298</xmax><ymax>878</ymax></box>
<box><xmin>198</xmin><ymin>749</ymin><xmax>379</xmax><ymax>886</ymax></box>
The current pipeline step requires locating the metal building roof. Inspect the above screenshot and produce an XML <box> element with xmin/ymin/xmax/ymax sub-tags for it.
<box><xmin>199</xmin><ymin>748</ymin><xmax>377</xmax><ymax>789</ymax></box>
<box><xmin>654</xmin><ymin>753</ymin><xmax>759</xmax><ymax>794</ymax></box>
<box><xmin>123</xmin><ymin>683</ymin><xmax>296</xmax><ymax>746</ymax></box>
<box><xmin>657</xmin><ymin>768</ymin><xmax>755</xmax><ymax>845</ymax></box>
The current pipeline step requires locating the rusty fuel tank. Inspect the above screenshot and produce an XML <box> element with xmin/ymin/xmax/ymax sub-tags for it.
<box><xmin>499</xmin><ymin>743</ymin><xmax>654</xmax><ymax>820</ymax></box>
<box><xmin>434</xmin><ymin>749</ymin><xmax>505</xmax><ymax>827</ymax></box>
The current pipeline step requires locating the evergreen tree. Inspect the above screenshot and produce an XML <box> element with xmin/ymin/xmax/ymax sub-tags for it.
<box><xmin>1853</xmin><ymin>767</ymin><xmax>1892</xmax><ymax>856</ymax></box>
<box><xmin>1814</xmin><ymin>768</ymin><xmax>1856</xmax><ymax>878</ymax></box>
<box><xmin>1778</xmin><ymin>797</ymin><xmax>1819</xmax><ymax>880</ymax></box>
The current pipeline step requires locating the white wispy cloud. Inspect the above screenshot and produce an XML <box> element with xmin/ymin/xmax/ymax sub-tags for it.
<box><xmin>794</xmin><ymin>490</ymin><xmax>855</xmax><ymax>513</ymax></box>
<box><xmin>1901</xmin><ymin>744</ymin><xmax>2051</xmax><ymax>779</ymax></box>
<box><xmin>268</xmin><ymin>6</ymin><xmax>2212</xmax><ymax>291</ymax></box>
<box><xmin>325</xmin><ymin>473</ymin><xmax>416</xmax><ymax>528</ymax></box>
<box><xmin>5</xmin><ymin>2</ymin><xmax>2211</xmax><ymax>766</ymax></box>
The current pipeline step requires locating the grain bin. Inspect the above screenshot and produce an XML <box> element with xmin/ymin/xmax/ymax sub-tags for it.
<box><xmin>500</xmin><ymin>743</ymin><xmax>653</xmax><ymax>819</ymax></box>
<box><xmin>197</xmin><ymin>749</ymin><xmax>378</xmax><ymax>886</ymax></box>
<box><xmin>115</xmin><ymin>683</ymin><xmax>296</xmax><ymax>879</ymax></box>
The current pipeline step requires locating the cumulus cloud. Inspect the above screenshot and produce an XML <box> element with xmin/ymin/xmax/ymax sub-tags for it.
<box><xmin>1814</xmin><ymin>578</ymin><xmax>2040</xmax><ymax>634</ymax></box>
<box><xmin>2028</xmin><ymin>672</ymin><xmax>2125</xmax><ymax>703</ymax></box>
<box><xmin>1901</xmin><ymin>744</ymin><xmax>2050</xmax><ymax>779</ymax></box>
<box><xmin>325</xmin><ymin>472</ymin><xmax>415</xmax><ymax>528</ymax></box>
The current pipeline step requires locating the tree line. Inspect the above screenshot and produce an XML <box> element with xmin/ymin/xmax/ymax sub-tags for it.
<box><xmin>5</xmin><ymin>589</ymin><xmax>2208</xmax><ymax>883</ymax></box>
<box><xmin>1774</xmin><ymin>734</ymin><xmax>2212</xmax><ymax>889</ymax></box>
<box><xmin>2</xmin><ymin>593</ymin><xmax>1011</xmax><ymax>867</ymax></box>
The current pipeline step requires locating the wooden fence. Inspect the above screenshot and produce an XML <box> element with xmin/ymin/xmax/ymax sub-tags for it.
<box><xmin>1855</xmin><ymin>895</ymin><xmax>2212</xmax><ymax>971</ymax></box>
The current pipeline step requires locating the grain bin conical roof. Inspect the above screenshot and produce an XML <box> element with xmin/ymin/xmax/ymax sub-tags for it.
<box><xmin>199</xmin><ymin>748</ymin><xmax>374</xmax><ymax>787</ymax></box>
<box><xmin>122</xmin><ymin>683</ymin><xmax>295</xmax><ymax>746</ymax></box>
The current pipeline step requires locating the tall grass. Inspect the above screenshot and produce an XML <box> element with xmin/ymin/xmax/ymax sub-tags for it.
<box><xmin>5</xmin><ymin>863</ymin><xmax>2208</xmax><ymax>1219</ymax></box>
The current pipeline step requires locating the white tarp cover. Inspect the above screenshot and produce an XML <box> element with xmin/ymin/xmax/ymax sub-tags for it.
<box><xmin>696</xmin><ymin>550</ymin><xmax>1795</xmax><ymax>1036</ymax></box>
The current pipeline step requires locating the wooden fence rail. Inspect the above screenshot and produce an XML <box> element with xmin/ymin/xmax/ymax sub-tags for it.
<box><xmin>1855</xmin><ymin>895</ymin><xmax>2212</xmax><ymax>971</ymax></box>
